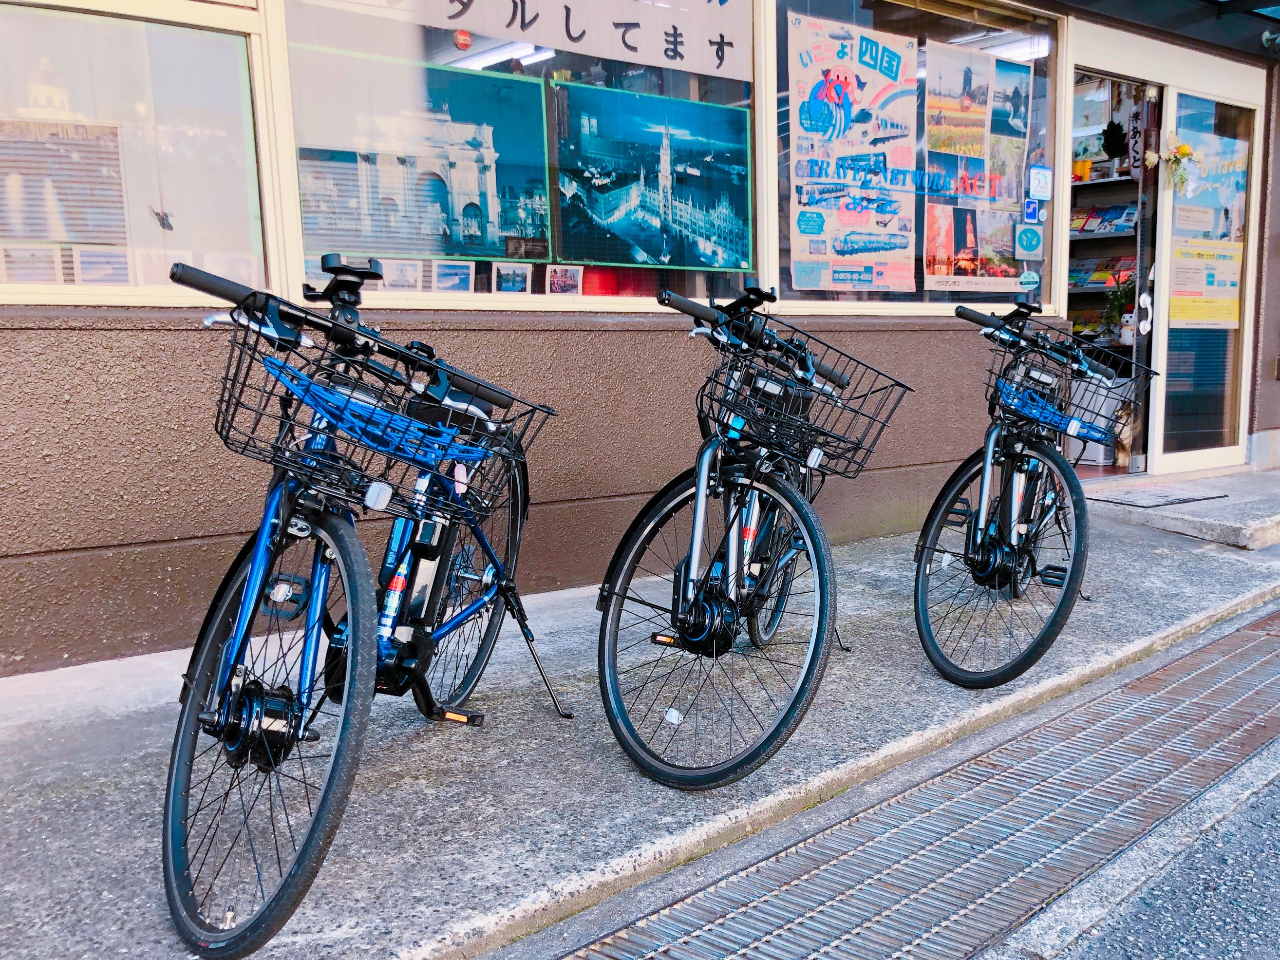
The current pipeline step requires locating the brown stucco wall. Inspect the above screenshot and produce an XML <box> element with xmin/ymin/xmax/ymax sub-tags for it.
<box><xmin>1250</xmin><ymin>64</ymin><xmax>1280</xmax><ymax>436</ymax></box>
<box><xmin>0</xmin><ymin>307</ymin><xmax>994</xmax><ymax>675</ymax></box>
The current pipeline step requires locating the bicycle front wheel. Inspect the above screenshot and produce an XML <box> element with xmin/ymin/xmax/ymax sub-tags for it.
<box><xmin>914</xmin><ymin>440</ymin><xmax>1088</xmax><ymax>689</ymax></box>
<box><xmin>163</xmin><ymin>511</ymin><xmax>376</xmax><ymax>959</ymax></box>
<box><xmin>599</xmin><ymin>467</ymin><xmax>834</xmax><ymax>790</ymax></box>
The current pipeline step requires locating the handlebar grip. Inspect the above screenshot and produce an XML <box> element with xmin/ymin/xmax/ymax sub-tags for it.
<box><xmin>813</xmin><ymin>357</ymin><xmax>851</xmax><ymax>390</ymax></box>
<box><xmin>443</xmin><ymin>365</ymin><xmax>516</xmax><ymax>410</ymax></box>
<box><xmin>1085</xmin><ymin>360</ymin><xmax>1119</xmax><ymax>383</ymax></box>
<box><xmin>658</xmin><ymin>289</ymin><xmax>725</xmax><ymax>326</ymax></box>
<box><xmin>955</xmin><ymin>306</ymin><xmax>999</xmax><ymax>327</ymax></box>
<box><xmin>170</xmin><ymin>263</ymin><xmax>255</xmax><ymax>306</ymax></box>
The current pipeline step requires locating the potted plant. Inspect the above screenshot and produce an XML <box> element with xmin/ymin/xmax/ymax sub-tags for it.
<box><xmin>1102</xmin><ymin>119</ymin><xmax>1127</xmax><ymax>177</ymax></box>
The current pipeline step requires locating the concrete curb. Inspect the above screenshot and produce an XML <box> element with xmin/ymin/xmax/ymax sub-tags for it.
<box><xmin>408</xmin><ymin>578</ymin><xmax>1280</xmax><ymax>960</ymax></box>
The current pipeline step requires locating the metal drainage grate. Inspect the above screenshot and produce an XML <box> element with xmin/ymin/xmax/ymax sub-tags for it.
<box><xmin>568</xmin><ymin>616</ymin><xmax>1280</xmax><ymax>960</ymax></box>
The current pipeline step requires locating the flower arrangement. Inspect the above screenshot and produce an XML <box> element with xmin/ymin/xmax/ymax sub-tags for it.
<box><xmin>1145</xmin><ymin>137</ymin><xmax>1199</xmax><ymax>194</ymax></box>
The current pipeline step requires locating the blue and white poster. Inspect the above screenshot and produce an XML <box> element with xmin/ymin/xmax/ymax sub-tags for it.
<box><xmin>553</xmin><ymin>82</ymin><xmax>752</xmax><ymax>271</ymax></box>
<box><xmin>787</xmin><ymin>13</ymin><xmax>917</xmax><ymax>292</ymax></box>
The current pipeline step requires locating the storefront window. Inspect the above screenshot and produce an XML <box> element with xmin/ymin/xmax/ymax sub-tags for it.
<box><xmin>284</xmin><ymin>0</ymin><xmax>754</xmax><ymax>298</ymax></box>
<box><xmin>0</xmin><ymin>5</ymin><xmax>264</xmax><ymax>288</ymax></box>
<box><xmin>777</xmin><ymin>1</ymin><xmax>1057</xmax><ymax>304</ymax></box>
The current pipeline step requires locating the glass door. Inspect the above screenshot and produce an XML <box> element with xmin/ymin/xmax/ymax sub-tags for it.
<box><xmin>1160</xmin><ymin>94</ymin><xmax>1254</xmax><ymax>458</ymax></box>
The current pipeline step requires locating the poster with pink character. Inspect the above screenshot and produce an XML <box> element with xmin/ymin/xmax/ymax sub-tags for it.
<box><xmin>787</xmin><ymin>13</ymin><xmax>917</xmax><ymax>292</ymax></box>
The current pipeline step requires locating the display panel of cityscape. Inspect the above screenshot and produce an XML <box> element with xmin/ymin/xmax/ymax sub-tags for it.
<box><xmin>297</xmin><ymin>66</ymin><xmax>550</xmax><ymax>263</ymax></box>
<box><xmin>553</xmin><ymin>84</ymin><xmax>752</xmax><ymax>271</ymax></box>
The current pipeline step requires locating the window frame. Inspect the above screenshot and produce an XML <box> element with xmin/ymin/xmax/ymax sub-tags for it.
<box><xmin>1</xmin><ymin>0</ymin><xmax>1069</xmax><ymax>315</ymax></box>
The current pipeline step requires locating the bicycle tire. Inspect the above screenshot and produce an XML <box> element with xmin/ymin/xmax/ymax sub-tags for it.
<box><xmin>163</xmin><ymin>511</ymin><xmax>376</xmax><ymax>959</ymax></box>
<box><xmin>914</xmin><ymin>440</ymin><xmax>1088</xmax><ymax>689</ymax></box>
<box><xmin>599</xmin><ymin>466</ymin><xmax>834</xmax><ymax>790</ymax></box>
<box><xmin>411</xmin><ymin>459</ymin><xmax>525</xmax><ymax>713</ymax></box>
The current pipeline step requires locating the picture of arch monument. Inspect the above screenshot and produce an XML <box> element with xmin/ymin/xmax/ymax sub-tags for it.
<box><xmin>296</xmin><ymin>66</ymin><xmax>549</xmax><ymax>263</ymax></box>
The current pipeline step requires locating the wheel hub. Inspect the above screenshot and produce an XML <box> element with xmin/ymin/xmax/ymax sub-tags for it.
<box><xmin>222</xmin><ymin>680</ymin><xmax>302</xmax><ymax>771</ymax></box>
<box><xmin>680</xmin><ymin>598</ymin><xmax>740</xmax><ymax>657</ymax></box>
<box><xmin>970</xmin><ymin>540</ymin><xmax>1021</xmax><ymax>589</ymax></box>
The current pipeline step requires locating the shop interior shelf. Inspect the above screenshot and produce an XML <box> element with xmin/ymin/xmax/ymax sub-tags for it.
<box><xmin>1071</xmin><ymin>229</ymin><xmax>1137</xmax><ymax>240</ymax></box>
<box><xmin>1072</xmin><ymin>176</ymin><xmax>1138</xmax><ymax>188</ymax></box>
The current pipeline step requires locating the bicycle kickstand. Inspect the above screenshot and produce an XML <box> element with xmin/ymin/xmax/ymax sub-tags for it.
<box><xmin>499</xmin><ymin>582</ymin><xmax>574</xmax><ymax>720</ymax></box>
<box><xmin>834</xmin><ymin>624</ymin><xmax>851</xmax><ymax>653</ymax></box>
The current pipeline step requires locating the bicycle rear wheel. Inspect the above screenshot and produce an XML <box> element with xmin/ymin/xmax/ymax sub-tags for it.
<box><xmin>163</xmin><ymin>511</ymin><xmax>376</xmax><ymax>959</ymax></box>
<box><xmin>599</xmin><ymin>466</ymin><xmax>834</xmax><ymax>790</ymax></box>
<box><xmin>411</xmin><ymin>461</ymin><xmax>524</xmax><ymax>713</ymax></box>
<box><xmin>914</xmin><ymin>440</ymin><xmax>1088</xmax><ymax>689</ymax></box>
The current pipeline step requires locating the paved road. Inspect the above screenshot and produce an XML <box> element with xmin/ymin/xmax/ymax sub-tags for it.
<box><xmin>1062</xmin><ymin>778</ymin><xmax>1280</xmax><ymax>960</ymax></box>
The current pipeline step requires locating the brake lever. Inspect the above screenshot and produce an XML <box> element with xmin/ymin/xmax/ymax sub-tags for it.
<box><xmin>204</xmin><ymin>310</ymin><xmax>314</xmax><ymax>348</ymax></box>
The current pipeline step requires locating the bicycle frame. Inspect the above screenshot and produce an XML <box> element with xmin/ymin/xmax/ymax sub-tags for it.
<box><xmin>374</xmin><ymin>474</ymin><xmax>506</xmax><ymax>667</ymax></box>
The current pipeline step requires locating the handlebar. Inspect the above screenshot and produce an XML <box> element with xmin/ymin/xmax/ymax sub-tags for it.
<box><xmin>956</xmin><ymin>303</ymin><xmax>1120</xmax><ymax>384</ymax></box>
<box><xmin>660</xmin><ymin>288</ymin><xmax>851</xmax><ymax>391</ymax></box>
<box><xmin>813</xmin><ymin>356</ymin><xmax>851</xmax><ymax>390</ymax></box>
<box><xmin>658</xmin><ymin>289</ymin><xmax>726</xmax><ymax>326</ymax></box>
<box><xmin>170</xmin><ymin>263</ymin><xmax>255</xmax><ymax>306</ymax></box>
<box><xmin>177</xmin><ymin>262</ymin><xmax>524</xmax><ymax>407</ymax></box>
<box><xmin>955</xmin><ymin>305</ymin><xmax>1000</xmax><ymax>328</ymax></box>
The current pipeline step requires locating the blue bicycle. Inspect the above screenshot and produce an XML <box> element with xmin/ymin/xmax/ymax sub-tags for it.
<box><xmin>161</xmin><ymin>256</ymin><xmax>564</xmax><ymax>958</ymax></box>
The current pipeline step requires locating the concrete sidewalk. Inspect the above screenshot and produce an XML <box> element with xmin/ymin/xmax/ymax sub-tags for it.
<box><xmin>1087</xmin><ymin>469</ymin><xmax>1280</xmax><ymax>550</ymax></box>
<box><xmin>4</xmin><ymin>515</ymin><xmax>1280</xmax><ymax>960</ymax></box>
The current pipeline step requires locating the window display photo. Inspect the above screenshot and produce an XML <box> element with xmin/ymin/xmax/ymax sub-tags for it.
<box><xmin>554</xmin><ymin>83</ymin><xmax>752</xmax><ymax>272</ymax></box>
<box><xmin>284</xmin><ymin>0</ymin><xmax>754</xmax><ymax>300</ymax></box>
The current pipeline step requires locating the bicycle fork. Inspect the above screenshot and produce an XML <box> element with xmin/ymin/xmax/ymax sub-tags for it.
<box><xmin>966</xmin><ymin>423</ymin><xmax>1058</xmax><ymax>585</ymax></box>
<box><xmin>676</xmin><ymin>439</ymin><xmax>796</xmax><ymax>632</ymax></box>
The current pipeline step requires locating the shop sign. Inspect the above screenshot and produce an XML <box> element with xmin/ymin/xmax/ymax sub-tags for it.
<box><xmin>1027</xmin><ymin>165</ymin><xmax>1052</xmax><ymax>201</ymax></box>
<box><xmin>1168</xmin><ymin>128</ymin><xmax>1248</xmax><ymax>329</ymax></box>
<box><xmin>1018</xmin><ymin>270</ymin><xmax>1040</xmax><ymax>289</ymax></box>
<box><xmin>1014</xmin><ymin>223</ymin><xmax>1043</xmax><ymax>260</ymax></box>
<box><xmin>454</xmin><ymin>29</ymin><xmax>473</xmax><ymax>50</ymax></box>
<box><xmin>433</xmin><ymin>0</ymin><xmax>752</xmax><ymax>81</ymax></box>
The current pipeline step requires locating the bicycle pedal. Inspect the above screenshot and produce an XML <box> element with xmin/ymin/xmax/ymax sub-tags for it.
<box><xmin>1040</xmin><ymin>564</ymin><xmax>1068</xmax><ymax>587</ymax></box>
<box><xmin>945</xmin><ymin>499</ymin><xmax>972</xmax><ymax>527</ymax></box>
<box><xmin>651</xmin><ymin>632</ymin><xmax>679</xmax><ymax>647</ymax></box>
<box><xmin>432</xmin><ymin>706</ymin><xmax>484</xmax><ymax>727</ymax></box>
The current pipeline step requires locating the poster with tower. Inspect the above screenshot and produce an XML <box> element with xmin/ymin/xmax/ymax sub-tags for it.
<box><xmin>552</xmin><ymin>82</ymin><xmax>752</xmax><ymax>271</ymax></box>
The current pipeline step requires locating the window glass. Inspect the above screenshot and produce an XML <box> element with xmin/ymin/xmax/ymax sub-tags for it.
<box><xmin>778</xmin><ymin>1</ymin><xmax>1057</xmax><ymax>304</ymax></box>
<box><xmin>0</xmin><ymin>5</ymin><xmax>264</xmax><ymax>288</ymax></box>
<box><xmin>284</xmin><ymin>0</ymin><xmax>754</xmax><ymax>299</ymax></box>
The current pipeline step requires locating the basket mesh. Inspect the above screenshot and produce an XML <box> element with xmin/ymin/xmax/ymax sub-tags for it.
<box><xmin>696</xmin><ymin>317</ymin><xmax>911</xmax><ymax>480</ymax></box>
<box><xmin>214</xmin><ymin>296</ymin><xmax>552</xmax><ymax>520</ymax></box>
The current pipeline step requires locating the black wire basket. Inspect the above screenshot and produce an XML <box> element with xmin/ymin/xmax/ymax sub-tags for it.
<box><xmin>985</xmin><ymin>322</ymin><xmax>1155</xmax><ymax>448</ymax></box>
<box><xmin>697</xmin><ymin>317</ymin><xmax>912</xmax><ymax>480</ymax></box>
<box><xmin>213</xmin><ymin>295</ymin><xmax>554</xmax><ymax>521</ymax></box>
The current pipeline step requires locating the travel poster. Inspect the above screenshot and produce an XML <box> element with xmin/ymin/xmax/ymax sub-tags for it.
<box><xmin>924</xmin><ymin>46</ymin><xmax>1027</xmax><ymax>292</ymax></box>
<box><xmin>1168</xmin><ymin>130</ymin><xmax>1249</xmax><ymax>328</ymax></box>
<box><xmin>553</xmin><ymin>83</ymin><xmax>751</xmax><ymax>271</ymax></box>
<box><xmin>786</xmin><ymin>13</ymin><xmax>917</xmax><ymax>293</ymax></box>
